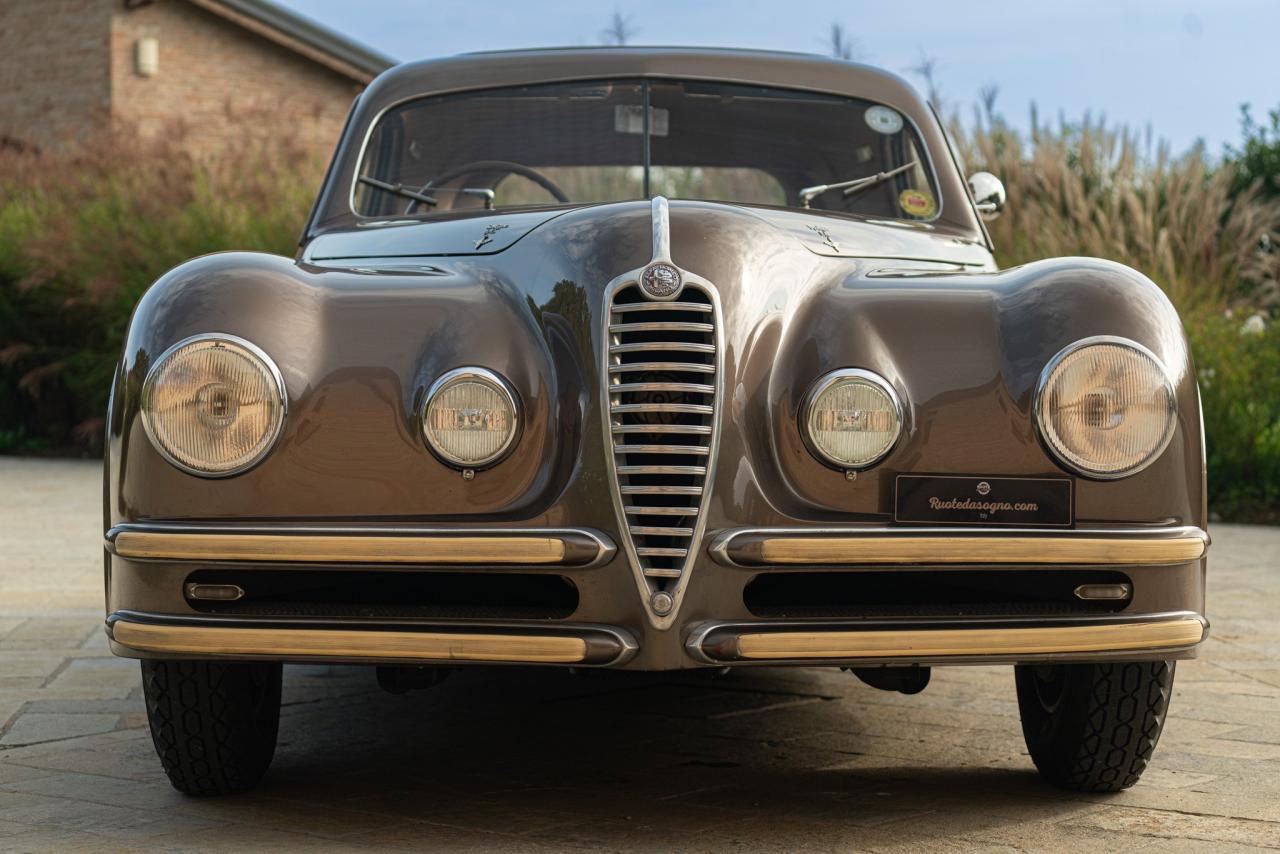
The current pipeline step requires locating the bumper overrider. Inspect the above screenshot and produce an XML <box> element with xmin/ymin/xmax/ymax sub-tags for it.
<box><xmin>105</xmin><ymin>523</ymin><xmax>1209</xmax><ymax>668</ymax></box>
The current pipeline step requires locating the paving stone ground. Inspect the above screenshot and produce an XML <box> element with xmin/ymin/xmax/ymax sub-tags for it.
<box><xmin>0</xmin><ymin>456</ymin><xmax>1277</xmax><ymax>852</ymax></box>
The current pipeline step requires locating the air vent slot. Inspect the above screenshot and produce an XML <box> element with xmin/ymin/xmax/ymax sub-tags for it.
<box><xmin>606</xmin><ymin>284</ymin><xmax>719</xmax><ymax>612</ymax></box>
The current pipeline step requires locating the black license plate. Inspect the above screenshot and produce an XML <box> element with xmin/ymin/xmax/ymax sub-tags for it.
<box><xmin>894</xmin><ymin>475</ymin><xmax>1073</xmax><ymax>527</ymax></box>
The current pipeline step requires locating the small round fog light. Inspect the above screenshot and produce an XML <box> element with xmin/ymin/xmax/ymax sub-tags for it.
<box><xmin>422</xmin><ymin>367</ymin><xmax>520</xmax><ymax>468</ymax></box>
<box><xmin>801</xmin><ymin>369</ymin><xmax>904</xmax><ymax>470</ymax></box>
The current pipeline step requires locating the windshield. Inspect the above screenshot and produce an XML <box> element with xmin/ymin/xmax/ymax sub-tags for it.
<box><xmin>354</xmin><ymin>79</ymin><xmax>939</xmax><ymax>222</ymax></box>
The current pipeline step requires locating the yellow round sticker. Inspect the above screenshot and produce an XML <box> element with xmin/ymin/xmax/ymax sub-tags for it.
<box><xmin>898</xmin><ymin>188</ymin><xmax>937</xmax><ymax>218</ymax></box>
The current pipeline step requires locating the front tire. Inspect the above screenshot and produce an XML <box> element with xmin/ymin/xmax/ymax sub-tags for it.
<box><xmin>141</xmin><ymin>660</ymin><xmax>282</xmax><ymax>796</ymax></box>
<box><xmin>1015</xmin><ymin>660</ymin><xmax>1174</xmax><ymax>792</ymax></box>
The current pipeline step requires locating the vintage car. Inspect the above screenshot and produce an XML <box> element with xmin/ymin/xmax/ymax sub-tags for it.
<box><xmin>104</xmin><ymin>47</ymin><xmax>1208</xmax><ymax>796</ymax></box>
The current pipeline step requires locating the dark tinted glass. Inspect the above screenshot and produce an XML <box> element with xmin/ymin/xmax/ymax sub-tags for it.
<box><xmin>355</xmin><ymin>79</ymin><xmax>937</xmax><ymax>221</ymax></box>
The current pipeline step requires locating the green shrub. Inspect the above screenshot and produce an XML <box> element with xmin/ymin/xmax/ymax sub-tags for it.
<box><xmin>0</xmin><ymin>128</ymin><xmax>321</xmax><ymax>452</ymax></box>
<box><xmin>1227</xmin><ymin>105</ymin><xmax>1280</xmax><ymax>201</ymax></box>
<box><xmin>1187</xmin><ymin>311</ymin><xmax>1280</xmax><ymax>521</ymax></box>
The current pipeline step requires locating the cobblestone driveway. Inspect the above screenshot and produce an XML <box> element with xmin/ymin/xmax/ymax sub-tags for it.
<box><xmin>1</xmin><ymin>457</ymin><xmax>1277</xmax><ymax>852</ymax></box>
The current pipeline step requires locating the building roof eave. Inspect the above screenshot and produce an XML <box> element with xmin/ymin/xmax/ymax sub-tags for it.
<box><xmin>183</xmin><ymin>0</ymin><xmax>396</xmax><ymax>84</ymax></box>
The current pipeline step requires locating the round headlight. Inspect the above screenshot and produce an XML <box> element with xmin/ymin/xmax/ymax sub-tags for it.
<box><xmin>422</xmin><ymin>367</ymin><xmax>519</xmax><ymax>468</ymax></box>
<box><xmin>1036</xmin><ymin>337</ymin><xmax>1177</xmax><ymax>479</ymax></box>
<box><xmin>141</xmin><ymin>335</ymin><xmax>286</xmax><ymax>477</ymax></box>
<box><xmin>801</xmin><ymin>369</ymin><xmax>904</xmax><ymax>470</ymax></box>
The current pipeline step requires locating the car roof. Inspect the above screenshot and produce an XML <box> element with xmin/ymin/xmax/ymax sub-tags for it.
<box><xmin>359</xmin><ymin>47</ymin><xmax>931</xmax><ymax>117</ymax></box>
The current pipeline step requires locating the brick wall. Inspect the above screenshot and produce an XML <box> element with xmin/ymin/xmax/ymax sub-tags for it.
<box><xmin>0</xmin><ymin>0</ymin><xmax>363</xmax><ymax>154</ymax></box>
<box><xmin>109</xmin><ymin>1</ymin><xmax>362</xmax><ymax>154</ymax></box>
<box><xmin>0</xmin><ymin>0</ymin><xmax>113</xmax><ymax>150</ymax></box>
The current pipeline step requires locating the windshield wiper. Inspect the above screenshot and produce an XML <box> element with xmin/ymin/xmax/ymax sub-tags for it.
<box><xmin>798</xmin><ymin>160</ymin><xmax>920</xmax><ymax>209</ymax></box>
<box><xmin>359</xmin><ymin>175</ymin><xmax>438</xmax><ymax>207</ymax></box>
<box><xmin>357</xmin><ymin>176</ymin><xmax>497</xmax><ymax>211</ymax></box>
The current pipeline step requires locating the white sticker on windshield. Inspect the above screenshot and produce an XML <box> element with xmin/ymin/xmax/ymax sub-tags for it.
<box><xmin>615</xmin><ymin>105</ymin><xmax>670</xmax><ymax>137</ymax></box>
<box><xmin>865</xmin><ymin>105</ymin><xmax>904</xmax><ymax>135</ymax></box>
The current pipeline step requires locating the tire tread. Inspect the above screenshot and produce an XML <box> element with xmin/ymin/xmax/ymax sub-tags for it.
<box><xmin>141</xmin><ymin>659</ymin><xmax>281</xmax><ymax>796</ymax></box>
<box><xmin>1016</xmin><ymin>660</ymin><xmax>1174</xmax><ymax>793</ymax></box>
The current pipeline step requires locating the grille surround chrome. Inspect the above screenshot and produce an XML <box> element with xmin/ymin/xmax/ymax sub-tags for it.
<box><xmin>600</xmin><ymin>197</ymin><xmax>724</xmax><ymax>630</ymax></box>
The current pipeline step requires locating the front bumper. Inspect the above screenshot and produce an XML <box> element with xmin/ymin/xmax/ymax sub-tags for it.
<box><xmin>105</xmin><ymin>523</ymin><xmax>1209</xmax><ymax>669</ymax></box>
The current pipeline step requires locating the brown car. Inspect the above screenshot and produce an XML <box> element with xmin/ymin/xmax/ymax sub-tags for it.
<box><xmin>104</xmin><ymin>47</ymin><xmax>1208</xmax><ymax>796</ymax></box>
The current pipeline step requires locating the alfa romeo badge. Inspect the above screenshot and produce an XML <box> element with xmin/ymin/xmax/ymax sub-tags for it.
<box><xmin>640</xmin><ymin>262</ymin><xmax>682</xmax><ymax>299</ymax></box>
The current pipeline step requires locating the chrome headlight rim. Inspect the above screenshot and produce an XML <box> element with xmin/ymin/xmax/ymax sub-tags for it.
<box><xmin>140</xmin><ymin>333</ymin><xmax>288</xmax><ymax>479</ymax></box>
<box><xmin>1034</xmin><ymin>335</ymin><xmax>1178</xmax><ymax>481</ymax></box>
<box><xmin>800</xmin><ymin>368</ymin><xmax>905</xmax><ymax>471</ymax></box>
<box><xmin>421</xmin><ymin>366</ymin><xmax>521</xmax><ymax>469</ymax></box>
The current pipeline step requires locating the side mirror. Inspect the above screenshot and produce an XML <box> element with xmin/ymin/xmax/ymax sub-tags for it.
<box><xmin>967</xmin><ymin>172</ymin><xmax>1006</xmax><ymax>220</ymax></box>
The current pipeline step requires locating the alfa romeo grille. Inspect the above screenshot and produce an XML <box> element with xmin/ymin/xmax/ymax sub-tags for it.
<box><xmin>606</xmin><ymin>283</ymin><xmax>719</xmax><ymax>613</ymax></box>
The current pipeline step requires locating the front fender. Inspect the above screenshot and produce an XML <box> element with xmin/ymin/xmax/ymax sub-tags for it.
<box><xmin>105</xmin><ymin>251</ymin><xmax>590</xmax><ymax>528</ymax></box>
<box><xmin>750</xmin><ymin>257</ymin><xmax>1203</xmax><ymax>529</ymax></box>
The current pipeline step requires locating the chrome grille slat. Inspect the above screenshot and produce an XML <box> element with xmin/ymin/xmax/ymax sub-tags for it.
<box><xmin>609</xmin><ymin>321</ymin><xmax>714</xmax><ymax>334</ymax></box>
<box><xmin>618</xmin><ymin>445</ymin><xmax>710</xmax><ymax>455</ymax></box>
<box><xmin>612</xmin><ymin>424</ymin><xmax>712</xmax><ymax>435</ymax></box>
<box><xmin>623</xmin><ymin>506</ymin><xmax>698</xmax><ymax>515</ymax></box>
<box><xmin>611</xmin><ymin>403</ymin><xmax>713</xmax><ymax>415</ymax></box>
<box><xmin>610</xmin><ymin>302</ymin><xmax>713</xmax><ymax>313</ymax></box>
<box><xmin>610</xmin><ymin>382</ymin><xmax>714</xmax><ymax>394</ymax></box>
<box><xmin>616</xmin><ymin>465</ymin><xmax>706</xmax><ymax>476</ymax></box>
<box><xmin>620</xmin><ymin>485</ymin><xmax>703</xmax><ymax>495</ymax></box>
<box><xmin>637</xmin><ymin>547</ymin><xmax>688</xmax><ymax>558</ymax></box>
<box><xmin>610</xmin><ymin>342</ymin><xmax>715</xmax><ymax>354</ymax></box>
<box><xmin>629</xmin><ymin>525</ymin><xmax>695</xmax><ymax>536</ymax></box>
<box><xmin>604</xmin><ymin>264</ymin><xmax>720</xmax><ymax>625</ymax></box>
<box><xmin>609</xmin><ymin>362</ymin><xmax>715</xmax><ymax>374</ymax></box>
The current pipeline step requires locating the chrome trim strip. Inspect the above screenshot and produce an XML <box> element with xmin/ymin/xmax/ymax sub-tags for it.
<box><xmin>107</xmin><ymin>523</ymin><xmax>617</xmax><ymax>568</ymax></box>
<box><xmin>687</xmin><ymin>611</ymin><xmax>1208</xmax><ymax>665</ymax></box>
<box><xmin>651</xmin><ymin>193</ymin><xmax>672</xmax><ymax>260</ymax></box>
<box><xmin>708</xmin><ymin>525</ymin><xmax>1210</xmax><ymax>567</ymax></box>
<box><xmin>617</xmin><ymin>445</ymin><xmax>710</xmax><ymax>456</ymax></box>
<box><xmin>110</xmin><ymin>612</ymin><xmax>639</xmax><ymax>667</ymax></box>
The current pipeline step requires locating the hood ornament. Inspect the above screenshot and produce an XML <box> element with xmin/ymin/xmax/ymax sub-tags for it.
<box><xmin>639</xmin><ymin>197</ymin><xmax>684</xmax><ymax>300</ymax></box>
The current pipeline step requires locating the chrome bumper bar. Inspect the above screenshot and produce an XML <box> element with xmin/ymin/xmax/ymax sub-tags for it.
<box><xmin>106</xmin><ymin>524</ymin><xmax>616</xmax><ymax>567</ymax></box>
<box><xmin>709</xmin><ymin>526</ymin><xmax>1208</xmax><ymax>567</ymax></box>
<box><xmin>108</xmin><ymin>613</ymin><xmax>638</xmax><ymax>666</ymax></box>
<box><xmin>688</xmin><ymin>612</ymin><xmax>1208</xmax><ymax>665</ymax></box>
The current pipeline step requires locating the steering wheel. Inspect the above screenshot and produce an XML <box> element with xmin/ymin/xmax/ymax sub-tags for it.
<box><xmin>406</xmin><ymin>160</ymin><xmax>570</xmax><ymax>213</ymax></box>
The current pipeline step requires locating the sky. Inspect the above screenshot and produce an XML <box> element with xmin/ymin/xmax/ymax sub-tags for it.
<box><xmin>275</xmin><ymin>0</ymin><xmax>1279</xmax><ymax>154</ymax></box>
